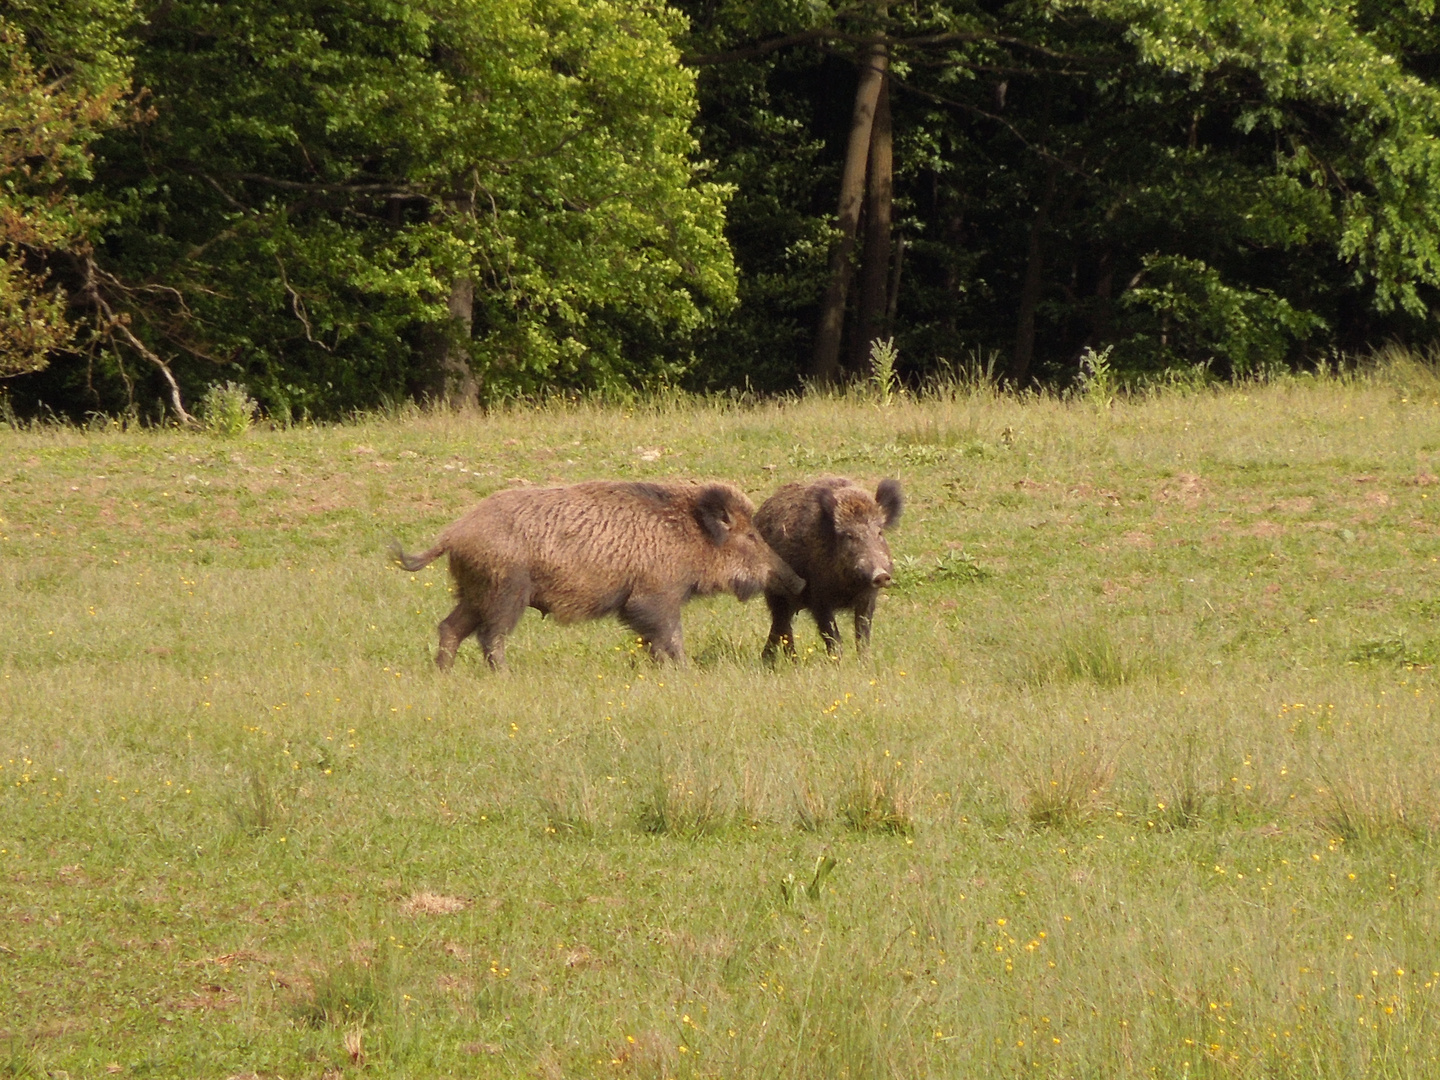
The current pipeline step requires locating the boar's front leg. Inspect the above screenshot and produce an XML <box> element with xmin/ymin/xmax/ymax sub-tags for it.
<box><xmin>762</xmin><ymin>592</ymin><xmax>798</xmax><ymax>661</ymax></box>
<box><xmin>814</xmin><ymin>606</ymin><xmax>842</xmax><ymax>659</ymax></box>
<box><xmin>621</xmin><ymin>592</ymin><xmax>686</xmax><ymax>664</ymax></box>
<box><xmin>436</xmin><ymin>603</ymin><xmax>481</xmax><ymax>671</ymax></box>
<box><xmin>853</xmin><ymin>588</ymin><xmax>879</xmax><ymax>656</ymax></box>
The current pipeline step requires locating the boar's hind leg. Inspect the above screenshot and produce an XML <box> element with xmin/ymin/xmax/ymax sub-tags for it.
<box><xmin>762</xmin><ymin>592</ymin><xmax>798</xmax><ymax>662</ymax></box>
<box><xmin>436</xmin><ymin>603</ymin><xmax>482</xmax><ymax>671</ymax></box>
<box><xmin>474</xmin><ymin>572</ymin><xmax>531</xmax><ymax>671</ymax></box>
<box><xmin>620</xmin><ymin>593</ymin><xmax>686</xmax><ymax>663</ymax></box>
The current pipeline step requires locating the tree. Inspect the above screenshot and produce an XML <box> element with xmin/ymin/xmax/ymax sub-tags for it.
<box><xmin>850</xmin><ymin>72</ymin><xmax>895</xmax><ymax>374</ymax></box>
<box><xmin>0</xmin><ymin>2</ymin><xmax>133</xmax><ymax>382</ymax></box>
<box><xmin>19</xmin><ymin>0</ymin><xmax>735</xmax><ymax>419</ymax></box>
<box><xmin>680</xmin><ymin>0</ymin><xmax>1440</xmax><ymax>388</ymax></box>
<box><xmin>810</xmin><ymin>32</ymin><xmax>887</xmax><ymax>384</ymax></box>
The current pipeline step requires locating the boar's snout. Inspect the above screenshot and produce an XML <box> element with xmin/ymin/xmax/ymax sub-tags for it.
<box><xmin>871</xmin><ymin>566</ymin><xmax>892</xmax><ymax>587</ymax></box>
<box><xmin>773</xmin><ymin>559</ymin><xmax>806</xmax><ymax>598</ymax></box>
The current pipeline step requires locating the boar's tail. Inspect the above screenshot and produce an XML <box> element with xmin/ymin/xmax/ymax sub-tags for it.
<box><xmin>389</xmin><ymin>538</ymin><xmax>447</xmax><ymax>572</ymax></box>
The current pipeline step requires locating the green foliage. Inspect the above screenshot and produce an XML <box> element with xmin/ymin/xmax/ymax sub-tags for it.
<box><xmin>199</xmin><ymin>381</ymin><xmax>258</xmax><ymax>438</ymax></box>
<box><xmin>1076</xmin><ymin>345</ymin><xmax>1116</xmax><ymax>403</ymax></box>
<box><xmin>0</xmin><ymin>3</ymin><xmax>134</xmax><ymax>378</ymax></box>
<box><xmin>1096</xmin><ymin>0</ymin><xmax>1440</xmax><ymax>317</ymax></box>
<box><xmin>12</xmin><ymin>0</ymin><xmax>1440</xmax><ymax>410</ymax></box>
<box><xmin>74</xmin><ymin>0</ymin><xmax>734</xmax><ymax>415</ymax></box>
<box><xmin>778</xmin><ymin>853</ymin><xmax>837</xmax><ymax>905</ymax></box>
<box><xmin>1349</xmin><ymin>632</ymin><xmax>1433</xmax><ymax>668</ymax></box>
<box><xmin>895</xmin><ymin>549</ymin><xmax>988</xmax><ymax>590</ymax></box>
<box><xmin>868</xmin><ymin>336</ymin><xmax>900</xmax><ymax>405</ymax></box>
<box><xmin>1120</xmin><ymin>256</ymin><xmax>1327</xmax><ymax>376</ymax></box>
<box><xmin>679</xmin><ymin>0</ymin><xmax>1440</xmax><ymax>388</ymax></box>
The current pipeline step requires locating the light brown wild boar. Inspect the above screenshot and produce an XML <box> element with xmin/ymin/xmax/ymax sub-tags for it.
<box><xmin>755</xmin><ymin>477</ymin><xmax>903</xmax><ymax>660</ymax></box>
<box><xmin>391</xmin><ymin>480</ymin><xmax>805</xmax><ymax>670</ymax></box>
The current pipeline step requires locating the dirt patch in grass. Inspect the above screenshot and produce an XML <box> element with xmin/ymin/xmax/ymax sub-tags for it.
<box><xmin>1155</xmin><ymin>472</ymin><xmax>1208</xmax><ymax>506</ymax></box>
<box><xmin>399</xmin><ymin>892</ymin><xmax>469</xmax><ymax>916</ymax></box>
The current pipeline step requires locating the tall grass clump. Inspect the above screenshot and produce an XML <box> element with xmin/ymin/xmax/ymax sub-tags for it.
<box><xmin>636</xmin><ymin>759</ymin><xmax>733</xmax><ymax>838</ymax></box>
<box><xmin>536</xmin><ymin>772</ymin><xmax>601</xmax><ymax>838</ymax></box>
<box><xmin>925</xmin><ymin>346</ymin><xmax>1002</xmax><ymax>397</ymax></box>
<box><xmin>1025</xmin><ymin>751</ymin><xmax>1114</xmax><ymax>829</ymax></box>
<box><xmin>868</xmin><ymin>337</ymin><xmax>900</xmax><ymax>406</ymax></box>
<box><xmin>1151</xmin><ymin>731</ymin><xmax>1217</xmax><ymax>830</ymax></box>
<box><xmin>294</xmin><ymin>955</ymin><xmax>392</xmax><ymax>1029</ymax></box>
<box><xmin>1368</xmin><ymin>340</ymin><xmax>1440</xmax><ymax>399</ymax></box>
<box><xmin>1320</xmin><ymin>770</ymin><xmax>1431</xmax><ymax>844</ymax></box>
<box><xmin>839</xmin><ymin>756</ymin><xmax>916</xmax><ymax>836</ymax></box>
<box><xmin>793</xmin><ymin>770</ymin><xmax>830</xmax><ymax>832</ymax></box>
<box><xmin>226</xmin><ymin>765</ymin><xmax>291</xmax><ymax>835</ymax></box>
<box><xmin>1013</xmin><ymin>622</ymin><xmax>1168</xmax><ymax>688</ymax></box>
<box><xmin>199</xmin><ymin>380</ymin><xmax>258</xmax><ymax>437</ymax></box>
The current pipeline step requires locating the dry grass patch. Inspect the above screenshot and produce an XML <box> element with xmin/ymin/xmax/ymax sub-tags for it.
<box><xmin>607</xmin><ymin>1030</ymin><xmax>676</xmax><ymax>1079</ymax></box>
<box><xmin>399</xmin><ymin>891</ymin><xmax>468</xmax><ymax>916</ymax></box>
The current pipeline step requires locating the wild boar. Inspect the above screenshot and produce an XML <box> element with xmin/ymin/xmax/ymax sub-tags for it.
<box><xmin>755</xmin><ymin>477</ymin><xmax>903</xmax><ymax>660</ymax></box>
<box><xmin>391</xmin><ymin>480</ymin><xmax>804</xmax><ymax>670</ymax></box>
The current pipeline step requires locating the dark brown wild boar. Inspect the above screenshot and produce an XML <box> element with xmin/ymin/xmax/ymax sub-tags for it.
<box><xmin>391</xmin><ymin>480</ymin><xmax>804</xmax><ymax>670</ymax></box>
<box><xmin>755</xmin><ymin>477</ymin><xmax>903</xmax><ymax>660</ymax></box>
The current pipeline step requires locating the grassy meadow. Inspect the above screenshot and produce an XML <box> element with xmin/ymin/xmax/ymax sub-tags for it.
<box><xmin>7</xmin><ymin>366</ymin><xmax>1440</xmax><ymax>1077</ymax></box>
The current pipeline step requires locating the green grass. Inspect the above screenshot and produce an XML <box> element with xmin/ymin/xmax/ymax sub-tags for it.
<box><xmin>7</xmin><ymin>366</ymin><xmax>1440</xmax><ymax>1076</ymax></box>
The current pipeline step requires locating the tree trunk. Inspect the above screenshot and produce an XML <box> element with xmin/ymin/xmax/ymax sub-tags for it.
<box><xmin>940</xmin><ymin>207</ymin><xmax>964</xmax><ymax>339</ymax></box>
<box><xmin>1007</xmin><ymin>163</ymin><xmax>1059</xmax><ymax>387</ymax></box>
<box><xmin>1086</xmin><ymin>201</ymin><xmax>1123</xmax><ymax>355</ymax></box>
<box><xmin>850</xmin><ymin>72</ymin><xmax>893</xmax><ymax>374</ymax></box>
<box><xmin>432</xmin><ymin>194</ymin><xmax>478</xmax><ymax>408</ymax></box>
<box><xmin>441</xmin><ymin>275</ymin><xmax>477</xmax><ymax>406</ymax></box>
<box><xmin>809</xmin><ymin>36</ymin><xmax>888</xmax><ymax>386</ymax></box>
<box><xmin>885</xmin><ymin>231</ymin><xmax>906</xmax><ymax>336</ymax></box>
<box><xmin>1089</xmin><ymin>244</ymin><xmax>1114</xmax><ymax>346</ymax></box>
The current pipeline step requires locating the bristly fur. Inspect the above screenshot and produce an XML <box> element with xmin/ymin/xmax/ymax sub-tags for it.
<box><xmin>392</xmin><ymin>480</ymin><xmax>804</xmax><ymax>671</ymax></box>
<box><xmin>755</xmin><ymin>477</ymin><xmax>902</xmax><ymax>660</ymax></box>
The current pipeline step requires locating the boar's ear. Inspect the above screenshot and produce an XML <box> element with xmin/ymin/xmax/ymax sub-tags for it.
<box><xmin>816</xmin><ymin>484</ymin><xmax>839</xmax><ymax>534</ymax></box>
<box><xmin>695</xmin><ymin>484</ymin><xmax>735</xmax><ymax>546</ymax></box>
<box><xmin>876</xmin><ymin>478</ymin><xmax>904</xmax><ymax>529</ymax></box>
